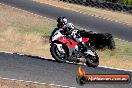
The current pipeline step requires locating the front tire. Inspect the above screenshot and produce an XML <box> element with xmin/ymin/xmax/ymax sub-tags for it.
<box><xmin>50</xmin><ymin>43</ymin><xmax>68</xmax><ymax>63</ymax></box>
<box><xmin>85</xmin><ymin>55</ymin><xmax>99</xmax><ymax>67</ymax></box>
<box><xmin>85</xmin><ymin>48</ymin><xmax>99</xmax><ymax>67</ymax></box>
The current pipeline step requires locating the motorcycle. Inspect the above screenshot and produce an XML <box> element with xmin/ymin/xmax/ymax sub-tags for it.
<box><xmin>49</xmin><ymin>28</ymin><xmax>99</xmax><ymax>67</ymax></box>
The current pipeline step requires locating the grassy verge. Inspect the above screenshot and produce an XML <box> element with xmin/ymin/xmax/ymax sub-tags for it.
<box><xmin>0</xmin><ymin>79</ymin><xmax>59</xmax><ymax>88</ymax></box>
<box><xmin>0</xmin><ymin>3</ymin><xmax>132</xmax><ymax>70</ymax></box>
<box><xmin>119</xmin><ymin>0</ymin><xmax>132</xmax><ymax>6</ymax></box>
<box><xmin>0</xmin><ymin>3</ymin><xmax>56</xmax><ymax>58</ymax></box>
<box><xmin>97</xmin><ymin>38</ymin><xmax>132</xmax><ymax>70</ymax></box>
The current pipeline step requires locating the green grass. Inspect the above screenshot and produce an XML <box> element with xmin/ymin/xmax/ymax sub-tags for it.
<box><xmin>9</xmin><ymin>17</ymin><xmax>56</xmax><ymax>37</ymax></box>
<box><xmin>119</xmin><ymin>0</ymin><xmax>132</xmax><ymax>6</ymax></box>
<box><xmin>115</xmin><ymin>39</ymin><xmax>132</xmax><ymax>56</ymax></box>
<box><xmin>19</xmin><ymin>25</ymin><xmax>54</xmax><ymax>37</ymax></box>
<box><xmin>97</xmin><ymin>38</ymin><xmax>132</xmax><ymax>57</ymax></box>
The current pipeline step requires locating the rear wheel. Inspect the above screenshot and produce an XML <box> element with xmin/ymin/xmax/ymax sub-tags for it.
<box><xmin>50</xmin><ymin>43</ymin><xmax>68</xmax><ymax>63</ymax></box>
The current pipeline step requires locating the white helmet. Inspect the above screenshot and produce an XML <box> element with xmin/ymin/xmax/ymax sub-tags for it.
<box><xmin>63</xmin><ymin>18</ymin><xmax>68</xmax><ymax>24</ymax></box>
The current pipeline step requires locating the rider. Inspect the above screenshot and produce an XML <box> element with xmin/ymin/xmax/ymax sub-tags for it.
<box><xmin>56</xmin><ymin>17</ymin><xmax>85</xmax><ymax>52</ymax></box>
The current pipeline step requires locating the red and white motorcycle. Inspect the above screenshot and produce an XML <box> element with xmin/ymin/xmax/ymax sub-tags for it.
<box><xmin>49</xmin><ymin>28</ymin><xmax>99</xmax><ymax>67</ymax></box>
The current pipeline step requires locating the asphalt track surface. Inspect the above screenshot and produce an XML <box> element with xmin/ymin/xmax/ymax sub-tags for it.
<box><xmin>0</xmin><ymin>0</ymin><xmax>132</xmax><ymax>42</ymax></box>
<box><xmin>0</xmin><ymin>0</ymin><xmax>132</xmax><ymax>88</ymax></box>
<box><xmin>0</xmin><ymin>52</ymin><xmax>131</xmax><ymax>88</ymax></box>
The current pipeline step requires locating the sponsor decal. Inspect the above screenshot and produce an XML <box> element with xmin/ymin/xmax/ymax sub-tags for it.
<box><xmin>76</xmin><ymin>66</ymin><xmax>131</xmax><ymax>85</ymax></box>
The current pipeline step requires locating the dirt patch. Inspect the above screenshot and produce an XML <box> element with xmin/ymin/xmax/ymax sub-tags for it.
<box><xmin>33</xmin><ymin>0</ymin><xmax>132</xmax><ymax>26</ymax></box>
<box><xmin>0</xmin><ymin>79</ymin><xmax>59</xmax><ymax>88</ymax></box>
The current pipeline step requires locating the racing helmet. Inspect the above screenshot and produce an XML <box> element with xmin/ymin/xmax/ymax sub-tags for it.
<box><xmin>57</xmin><ymin>17</ymin><xmax>68</xmax><ymax>24</ymax></box>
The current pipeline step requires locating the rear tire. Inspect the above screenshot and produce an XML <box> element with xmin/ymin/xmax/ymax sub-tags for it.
<box><xmin>50</xmin><ymin>43</ymin><xmax>68</xmax><ymax>63</ymax></box>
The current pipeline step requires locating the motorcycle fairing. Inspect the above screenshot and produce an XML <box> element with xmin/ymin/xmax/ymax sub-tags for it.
<box><xmin>58</xmin><ymin>37</ymin><xmax>78</xmax><ymax>48</ymax></box>
<box><xmin>82</xmin><ymin>38</ymin><xmax>89</xmax><ymax>43</ymax></box>
<box><xmin>84</xmin><ymin>50</ymin><xmax>96</xmax><ymax>56</ymax></box>
<box><xmin>58</xmin><ymin>37</ymin><xmax>78</xmax><ymax>57</ymax></box>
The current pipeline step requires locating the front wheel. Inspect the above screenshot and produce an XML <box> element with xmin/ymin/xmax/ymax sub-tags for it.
<box><xmin>50</xmin><ymin>43</ymin><xmax>68</xmax><ymax>63</ymax></box>
<box><xmin>84</xmin><ymin>48</ymin><xmax>99</xmax><ymax>67</ymax></box>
